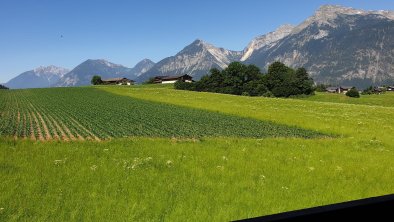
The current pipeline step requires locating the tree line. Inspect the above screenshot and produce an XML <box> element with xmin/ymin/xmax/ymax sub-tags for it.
<box><xmin>175</xmin><ymin>61</ymin><xmax>314</xmax><ymax>97</ymax></box>
<box><xmin>0</xmin><ymin>84</ymin><xmax>9</xmax><ymax>90</ymax></box>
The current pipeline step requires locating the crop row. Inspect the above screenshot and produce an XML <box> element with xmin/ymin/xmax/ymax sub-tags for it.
<box><xmin>0</xmin><ymin>87</ymin><xmax>325</xmax><ymax>140</ymax></box>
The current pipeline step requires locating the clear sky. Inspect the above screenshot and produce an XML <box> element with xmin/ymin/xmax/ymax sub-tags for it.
<box><xmin>1</xmin><ymin>0</ymin><xmax>394</xmax><ymax>83</ymax></box>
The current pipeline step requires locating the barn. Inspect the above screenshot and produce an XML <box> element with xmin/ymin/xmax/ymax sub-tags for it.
<box><xmin>102</xmin><ymin>78</ymin><xmax>135</xmax><ymax>85</ymax></box>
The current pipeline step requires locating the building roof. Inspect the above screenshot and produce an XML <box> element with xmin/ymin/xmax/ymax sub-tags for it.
<box><xmin>153</xmin><ymin>76</ymin><xmax>169</xmax><ymax>79</ymax></box>
<box><xmin>161</xmin><ymin>74</ymin><xmax>192</xmax><ymax>81</ymax></box>
<box><xmin>102</xmin><ymin>77</ymin><xmax>134</xmax><ymax>82</ymax></box>
<box><xmin>326</xmin><ymin>87</ymin><xmax>338</xmax><ymax>91</ymax></box>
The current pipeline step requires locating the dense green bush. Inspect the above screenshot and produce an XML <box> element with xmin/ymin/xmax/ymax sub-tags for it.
<box><xmin>175</xmin><ymin>61</ymin><xmax>314</xmax><ymax>98</ymax></box>
<box><xmin>174</xmin><ymin>80</ymin><xmax>195</xmax><ymax>90</ymax></box>
<box><xmin>346</xmin><ymin>87</ymin><xmax>360</xmax><ymax>98</ymax></box>
<box><xmin>91</xmin><ymin>75</ymin><xmax>103</xmax><ymax>85</ymax></box>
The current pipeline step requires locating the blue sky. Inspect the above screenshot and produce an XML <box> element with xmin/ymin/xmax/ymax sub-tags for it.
<box><xmin>1</xmin><ymin>0</ymin><xmax>394</xmax><ymax>83</ymax></box>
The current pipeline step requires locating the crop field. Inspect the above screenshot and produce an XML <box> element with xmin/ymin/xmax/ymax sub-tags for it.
<box><xmin>0</xmin><ymin>88</ymin><xmax>324</xmax><ymax>140</ymax></box>
<box><xmin>1</xmin><ymin>85</ymin><xmax>394</xmax><ymax>221</ymax></box>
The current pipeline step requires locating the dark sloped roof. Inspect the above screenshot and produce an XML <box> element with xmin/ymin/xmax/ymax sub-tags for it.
<box><xmin>161</xmin><ymin>74</ymin><xmax>192</xmax><ymax>80</ymax></box>
<box><xmin>326</xmin><ymin>87</ymin><xmax>338</xmax><ymax>91</ymax></box>
<box><xmin>102</xmin><ymin>78</ymin><xmax>134</xmax><ymax>82</ymax></box>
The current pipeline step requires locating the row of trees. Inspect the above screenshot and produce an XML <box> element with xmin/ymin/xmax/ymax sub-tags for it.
<box><xmin>175</xmin><ymin>62</ymin><xmax>314</xmax><ymax>97</ymax></box>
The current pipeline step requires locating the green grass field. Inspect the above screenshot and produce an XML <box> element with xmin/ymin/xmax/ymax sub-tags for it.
<box><xmin>1</xmin><ymin>85</ymin><xmax>394</xmax><ymax>221</ymax></box>
<box><xmin>298</xmin><ymin>91</ymin><xmax>394</xmax><ymax>107</ymax></box>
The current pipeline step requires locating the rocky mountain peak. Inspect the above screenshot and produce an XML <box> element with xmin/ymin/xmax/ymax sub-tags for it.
<box><xmin>33</xmin><ymin>65</ymin><xmax>69</xmax><ymax>76</ymax></box>
<box><xmin>138</xmin><ymin>58</ymin><xmax>154</xmax><ymax>64</ymax></box>
<box><xmin>241</xmin><ymin>24</ymin><xmax>295</xmax><ymax>61</ymax></box>
<box><xmin>132</xmin><ymin>59</ymin><xmax>155</xmax><ymax>76</ymax></box>
<box><xmin>293</xmin><ymin>5</ymin><xmax>394</xmax><ymax>34</ymax></box>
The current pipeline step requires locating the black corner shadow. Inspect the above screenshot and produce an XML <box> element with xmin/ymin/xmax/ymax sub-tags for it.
<box><xmin>236</xmin><ymin>194</ymin><xmax>394</xmax><ymax>222</ymax></box>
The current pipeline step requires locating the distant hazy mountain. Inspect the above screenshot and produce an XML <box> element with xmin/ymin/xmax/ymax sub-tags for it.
<box><xmin>5</xmin><ymin>66</ymin><xmax>69</xmax><ymax>89</ymax></box>
<box><xmin>244</xmin><ymin>5</ymin><xmax>394</xmax><ymax>88</ymax></box>
<box><xmin>137</xmin><ymin>39</ymin><xmax>242</xmax><ymax>82</ymax></box>
<box><xmin>54</xmin><ymin>59</ymin><xmax>154</xmax><ymax>87</ymax></box>
<box><xmin>131</xmin><ymin>59</ymin><xmax>155</xmax><ymax>76</ymax></box>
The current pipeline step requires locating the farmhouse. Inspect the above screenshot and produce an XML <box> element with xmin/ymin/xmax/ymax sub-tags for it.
<box><xmin>325</xmin><ymin>86</ymin><xmax>353</xmax><ymax>94</ymax></box>
<box><xmin>153</xmin><ymin>74</ymin><xmax>193</xmax><ymax>84</ymax></box>
<box><xmin>326</xmin><ymin>87</ymin><xmax>338</xmax><ymax>93</ymax></box>
<box><xmin>102</xmin><ymin>78</ymin><xmax>135</xmax><ymax>85</ymax></box>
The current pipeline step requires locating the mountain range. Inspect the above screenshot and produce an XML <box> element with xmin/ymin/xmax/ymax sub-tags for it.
<box><xmin>244</xmin><ymin>5</ymin><xmax>394</xmax><ymax>88</ymax></box>
<box><xmin>54</xmin><ymin>59</ymin><xmax>155</xmax><ymax>87</ymax></box>
<box><xmin>137</xmin><ymin>39</ymin><xmax>242</xmax><ymax>82</ymax></box>
<box><xmin>5</xmin><ymin>66</ymin><xmax>69</xmax><ymax>89</ymax></box>
<box><xmin>5</xmin><ymin>5</ymin><xmax>394</xmax><ymax>89</ymax></box>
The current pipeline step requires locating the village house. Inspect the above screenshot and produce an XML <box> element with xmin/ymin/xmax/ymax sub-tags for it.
<box><xmin>325</xmin><ymin>86</ymin><xmax>353</xmax><ymax>94</ymax></box>
<box><xmin>102</xmin><ymin>78</ymin><xmax>135</xmax><ymax>85</ymax></box>
<box><xmin>153</xmin><ymin>74</ymin><xmax>193</xmax><ymax>84</ymax></box>
<box><xmin>326</xmin><ymin>87</ymin><xmax>338</xmax><ymax>93</ymax></box>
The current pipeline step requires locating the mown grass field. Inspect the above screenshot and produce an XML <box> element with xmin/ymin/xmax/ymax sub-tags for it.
<box><xmin>1</xmin><ymin>85</ymin><xmax>394</xmax><ymax>221</ymax></box>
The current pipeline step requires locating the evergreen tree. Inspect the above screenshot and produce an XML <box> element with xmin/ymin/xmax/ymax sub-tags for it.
<box><xmin>295</xmin><ymin>67</ymin><xmax>314</xmax><ymax>95</ymax></box>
